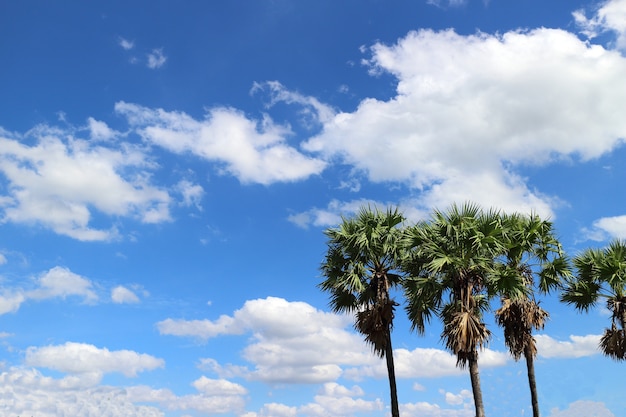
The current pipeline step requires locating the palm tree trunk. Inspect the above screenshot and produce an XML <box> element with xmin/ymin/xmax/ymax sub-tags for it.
<box><xmin>524</xmin><ymin>346</ymin><xmax>540</xmax><ymax>417</ymax></box>
<box><xmin>385</xmin><ymin>330</ymin><xmax>400</xmax><ymax>417</ymax></box>
<box><xmin>468</xmin><ymin>350</ymin><xmax>485</xmax><ymax>417</ymax></box>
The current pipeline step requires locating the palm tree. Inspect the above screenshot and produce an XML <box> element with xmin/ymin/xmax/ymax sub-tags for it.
<box><xmin>562</xmin><ymin>240</ymin><xmax>626</xmax><ymax>360</ymax></box>
<box><xmin>402</xmin><ymin>203</ymin><xmax>516</xmax><ymax>417</ymax></box>
<box><xmin>494</xmin><ymin>213</ymin><xmax>570</xmax><ymax>417</ymax></box>
<box><xmin>319</xmin><ymin>206</ymin><xmax>406</xmax><ymax>417</ymax></box>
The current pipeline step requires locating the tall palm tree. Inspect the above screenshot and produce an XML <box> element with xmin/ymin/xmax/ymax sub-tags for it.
<box><xmin>562</xmin><ymin>240</ymin><xmax>626</xmax><ymax>360</ymax></box>
<box><xmin>402</xmin><ymin>203</ymin><xmax>516</xmax><ymax>417</ymax></box>
<box><xmin>494</xmin><ymin>213</ymin><xmax>570</xmax><ymax>417</ymax></box>
<box><xmin>319</xmin><ymin>206</ymin><xmax>406</xmax><ymax>417</ymax></box>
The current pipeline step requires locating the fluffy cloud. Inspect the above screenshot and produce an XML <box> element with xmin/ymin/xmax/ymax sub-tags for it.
<box><xmin>127</xmin><ymin>378</ymin><xmax>248</xmax><ymax>415</ymax></box>
<box><xmin>24</xmin><ymin>342</ymin><xmax>164</xmax><ymax>378</ymax></box>
<box><xmin>115</xmin><ymin>101</ymin><xmax>326</xmax><ymax>185</ymax></box>
<box><xmin>536</xmin><ymin>334</ymin><xmax>601</xmax><ymax>358</ymax></box>
<box><xmin>159</xmin><ymin>297</ymin><xmax>369</xmax><ymax>384</ymax></box>
<box><xmin>244</xmin><ymin>383</ymin><xmax>383</xmax><ymax>417</ymax></box>
<box><xmin>28</xmin><ymin>266</ymin><xmax>98</xmax><ymax>302</ymax></box>
<box><xmin>547</xmin><ymin>400</ymin><xmax>616</xmax><ymax>417</ymax></box>
<box><xmin>303</xmin><ymin>26</ymin><xmax>626</xmax><ymax>219</ymax></box>
<box><xmin>0</xmin><ymin>368</ymin><xmax>248</xmax><ymax>417</ymax></box>
<box><xmin>158</xmin><ymin>297</ymin><xmax>509</xmax><ymax>384</ymax></box>
<box><xmin>345</xmin><ymin>347</ymin><xmax>508</xmax><ymax>380</ymax></box>
<box><xmin>111</xmin><ymin>285</ymin><xmax>140</xmax><ymax>304</ymax></box>
<box><xmin>589</xmin><ymin>215</ymin><xmax>626</xmax><ymax>239</ymax></box>
<box><xmin>1</xmin><ymin>267</ymin><xmax>98</xmax><ymax>315</ymax></box>
<box><xmin>0</xmin><ymin>368</ymin><xmax>163</xmax><ymax>417</ymax></box>
<box><xmin>0</xmin><ymin>125</ymin><xmax>171</xmax><ymax>240</ymax></box>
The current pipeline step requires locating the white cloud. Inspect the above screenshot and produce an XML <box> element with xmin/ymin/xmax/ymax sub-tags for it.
<box><xmin>127</xmin><ymin>381</ymin><xmax>247</xmax><ymax>415</ymax></box>
<box><xmin>244</xmin><ymin>383</ymin><xmax>383</xmax><ymax>417</ymax></box>
<box><xmin>574</xmin><ymin>0</ymin><xmax>626</xmax><ymax>51</ymax></box>
<box><xmin>0</xmin><ymin>368</ymin><xmax>247</xmax><ymax>417</ymax></box>
<box><xmin>303</xmin><ymin>27</ymin><xmax>626</xmax><ymax>218</ymax></box>
<box><xmin>28</xmin><ymin>266</ymin><xmax>98</xmax><ymax>303</ymax></box>
<box><xmin>536</xmin><ymin>334</ymin><xmax>601</xmax><ymax>358</ymax></box>
<box><xmin>0</xmin><ymin>292</ymin><xmax>25</xmax><ymax>315</ymax></box>
<box><xmin>159</xmin><ymin>297</ymin><xmax>508</xmax><ymax>384</ymax></box>
<box><xmin>25</xmin><ymin>342</ymin><xmax>164</xmax><ymax>378</ymax></box>
<box><xmin>345</xmin><ymin>347</ymin><xmax>507</xmax><ymax>380</ymax></box>
<box><xmin>547</xmin><ymin>400</ymin><xmax>616</xmax><ymax>417</ymax></box>
<box><xmin>159</xmin><ymin>297</ymin><xmax>371</xmax><ymax>383</ymax></box>
<box><xmin>1</xmin><ymin>266</ymin><xmax>98</xmax><ymax>315</ymax></box>
<box><xmin>147</xmin><ymin>48</ymin><xmax>167</xmax><ymax>69</ymax></box>
<box><xmin>88</xmin><ymin>117</ymin><xmax>118</xmax><ymax>141</ymax></box>
<box><xmin>0</xmin><ymin>125</ymin><xmax>171</xmax><ymax>240</ymax></box>
<box><xmin>252</xmin><ymin>81</ymin><xmax>337</xmax><ymax>125</ymax></box>
<box><xmin>176</xmin><ymin>179</ymin><xmax>204</xmax><ymax>209</ymax></box>
<box><xmin>115</xmin><ymin>101</ymin><xmax>326</xmax><ymax>185</ymax></box>
<box><xmin>192</xmin><ymin>376</ymin><xmax>247</xmax><ymax>396</ymax></box>
<box><xmin>589</xmin><ymin>215</ymin><xmax>626</xmax><ymax>239</ymax></box>
<box><xmin>287</xmin><ymin>198</ymin><xmax>385</xmax><ymax>229</ymax></box>
<box><xmin>118</xmin><ymin>37</ymin><xmax>135</xmax><ymax>50</ymax></box>
<box><xmin>0</xmin><ymin>266</ymin><xmax>146</xmax><ymax>315</ymax></box>
<box><xmin>444</xmin><ymin>389</ymin><xmax>472</xmax><ymax>405</ymax></box>
<box><xmin>426</xmin><ymin>0</ymin><xmax>467</xmax><ymax>8</ymax></box>
<box><xmin>0</xmin><ymin>368</ymin><xmax>164</xmax><ymax>417</ymax></box>
<box><xmin>111</xmin><ymin>285</ymin><xmax>140</xmax><ymax>304</ymax></box>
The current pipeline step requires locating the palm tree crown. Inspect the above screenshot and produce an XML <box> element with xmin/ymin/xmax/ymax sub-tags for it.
<box><xmin>562</xmin><ymin>240</ymin><xmax>626</xmax><ymax>360</ymax></box>
<box><xmin>319</xmin><ymin>206</ymin><xmax>406</xmax><ymax>417</ymax></box>
<box><xmin>494</xmin><ymin>213</ymin><xmax>570</xmax><ymax>417</ymax></box>
<box><xmin>402</xmin><ymin>203</ymin><xmax>513</xmax><ymax>417</ymax></box>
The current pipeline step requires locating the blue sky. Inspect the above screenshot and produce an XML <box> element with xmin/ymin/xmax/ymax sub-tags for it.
<box><xmin>1</xmin><ymin>0</ymin><xmax>626</xmax><ymax>416</ymax></box>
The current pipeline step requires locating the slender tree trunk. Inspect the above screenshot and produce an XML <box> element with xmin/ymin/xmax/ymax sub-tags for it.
<box><xmin>385</xmin><ymin>330</ymin><xmax>400</xmax><ymax>417</ymax></box>
<box><xmin>468</xmin><ymin>350</ymin><xmax>485</xmax><ymax>417</ymax></box>
<box><xmin>524</xmin><ymin>346</ymin><xmax>540</xmax><ymax>417</ymax></box>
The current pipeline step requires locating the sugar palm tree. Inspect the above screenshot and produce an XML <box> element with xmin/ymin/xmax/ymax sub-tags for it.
<box><xmin>319</xmin><ymin>206</ymin><xmax>406</xmax><ymax>417</ymax></box>
<box><xmin>494</xmin><ymin>213</ymin><xmax>570</xmax><ymax>417</ymax></box>
<box><xmin>562</xmin><ymin>240</ymin><xmax>626</xmax><ymax>360</ymax></box>
<box><xmin>402</xmin><ymin>203</ymin><xmax>516</xmax><ymax>417</ymax></box>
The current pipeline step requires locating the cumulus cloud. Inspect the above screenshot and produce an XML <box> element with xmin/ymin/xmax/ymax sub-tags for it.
<box><xmin>24</xmin><ymin>342</ymin><xmax>164</xmax><ymax>378</ymax></box>
<box><xmin>547</xmin><ymin>400</ymin><xmax>616</xmax><ymax>417</ymax></box>
<box><xmin>115</xmin><ymin>101</ymin><xmax>326</xmax><ymax>185</ymax></box>
<box><xmin>345</xmin><ymin>347</ymin><xmax>508</xmax><ymax>380</ymax></box>
<box><xmin>28</xmin><ymin>266</ymin><xmax>98</xmax><ymax>302</ymax></box>
<box><xmin>1</xmin><ymin>266</ymin><xmax>98</xmax><ymax>315</ymax></box>
<box><xmin>0</xmin><ymin>124</ymin><xmax>171</xmax><ymax>240</ymax></box>
<box><xmin>127</xmin><ymin>378</ymin><xmax>247</xmax><ymax>415</ymax></box>
<box><xmin>0</xmin><ymin>266</ymin><xmax>147</xmax><ymax>314</ymax></box>
<box><xmin>242</xmin><ymin>382</ymin><xmax>383</xmax><ymax>417</ymax></box>
<box><xmin>588</xmin><ymin>215</ymin><xmax>626</xmax><ymax>239</ymax></box>
<box><xmin>303</xmin><ymin>27</ymin><xmax>626</xmax><ymax>219</ymax></box>
<box><xmin>159</xmin><ymin>297</ymin><xmax>366</xmax><ymax>384</ymax></box>
<box><xmin>536</xmin><ymin>334</ymin><xmax>601</xmax><ymax>358</ymax></box>
<box><xmin>88</xmin><ymin>117</ymin><xmax>119</xmax><ymax>141</ymax></box>
<box><xmin>158</xmin><ymin>297</ymin><xmax>509</xmax><ymax>384</ymax></box>
<box><xmin>147</xmin><ymin>48</ymin><xmax>167</xmax><ymax>69</ymax></box>
<box><xmin>111</xmin><ymin>285</ymin><xmax>140</xmax><ymax>304</ymax></box>
<box><xmin>0</xmin><ymin>368</ymin><xmax>248</xmax><ymax>417</ymax></box>
<box><xmin>0</xmin><ymin>368</ymin><xmax>163</xmax><ymax>417</ymax></box>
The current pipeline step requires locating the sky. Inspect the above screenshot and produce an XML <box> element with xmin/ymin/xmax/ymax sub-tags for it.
<box><xmin>1</xmin><ymin>0</ymin><xmax>626</xmax><ymax>416</ymax></box>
